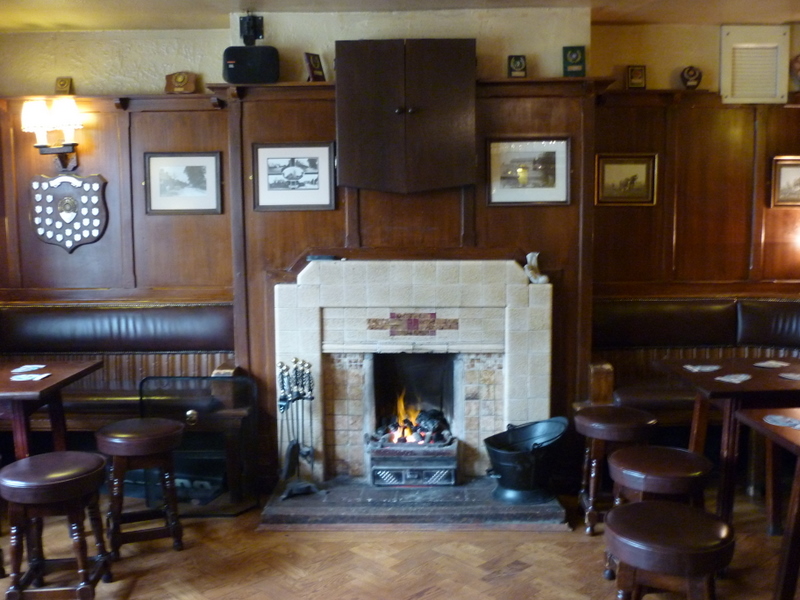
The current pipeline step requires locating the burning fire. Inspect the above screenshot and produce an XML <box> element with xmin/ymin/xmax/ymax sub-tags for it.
<box><xmin>388</xmin><ymin>390</ymin><xmax>424</xmax><ymax>444</ymax></box>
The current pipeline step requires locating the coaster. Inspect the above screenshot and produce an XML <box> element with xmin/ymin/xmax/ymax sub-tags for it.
<box><xmin>714</xmin><ymin>373</ymin><xmax>751</xmax><ymax>384</ymax></box>
<box><xmin>764</xmin><ymin>414</ymin><xmax>800</xmax><ymax>429</ymax></box>
<box><xmin>754</xmin><ymin>360</ymin><xmax>790</xmax><ymax>368</ymax></box>
<box><xmin>11</xmin><ymin>364</ymin><xmax>46</xmax><ymax>373</ymax></box>
<box><xmin>683</xmin><ymin>364</ymin><xmax>721</xmax><ymax>372</ymax></box>
<box><xmin>10</xmin><ymin>373</ymin><xmax>50</xmax><ymax>382</ymax></box>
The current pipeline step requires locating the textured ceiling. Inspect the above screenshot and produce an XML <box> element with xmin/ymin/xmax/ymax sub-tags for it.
<box><xmin>0</xmin><ymin>0</ymin><xmax>798</xmax><ymax>33</ymax></box>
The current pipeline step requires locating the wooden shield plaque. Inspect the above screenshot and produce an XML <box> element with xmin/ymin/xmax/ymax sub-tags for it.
<box><xmin>30</xmin><ymin>174</ymin><xmax>108</xmax><ymax>252</ymax></box>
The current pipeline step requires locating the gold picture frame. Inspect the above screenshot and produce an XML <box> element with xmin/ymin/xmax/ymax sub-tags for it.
<box><xmin>595</xmin><ymin>153</ymin><xmax>657</xmax><ymax>206</ymax></box>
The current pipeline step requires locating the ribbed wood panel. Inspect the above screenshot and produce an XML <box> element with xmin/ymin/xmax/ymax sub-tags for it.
<box><xmin>0</xmin><ymin>352</ymin><xmax>234</xmax><ymax>391</ymax></box>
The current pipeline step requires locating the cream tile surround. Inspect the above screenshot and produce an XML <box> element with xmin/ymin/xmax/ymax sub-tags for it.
<box><xmin>274</xmin><ymin>259</ymin><xmax>552</xmax><ymax>481</ymax></box>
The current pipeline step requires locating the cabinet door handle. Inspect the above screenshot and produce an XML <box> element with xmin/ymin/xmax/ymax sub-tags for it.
<box><xmin>406</xmin><ymin>107</ymin><xmax>417</xmax><ymax>114</ymax></box>
<box><xmin>394</xmin><ymin>107</ymin><xmax>405</xmax><ymax>114</ymax></box>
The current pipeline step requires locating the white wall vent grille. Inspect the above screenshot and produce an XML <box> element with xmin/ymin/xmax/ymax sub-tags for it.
<box><xmin>721</xmin><ymin>25</ymin><xmax>789</xmax><ymax>104</ymax></box>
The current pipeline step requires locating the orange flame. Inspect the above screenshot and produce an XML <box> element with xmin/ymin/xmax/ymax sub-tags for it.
<box><xmin>390</xmin><ymin>389</ymin><xmax>421</xmax><ymax>443</ymax></box>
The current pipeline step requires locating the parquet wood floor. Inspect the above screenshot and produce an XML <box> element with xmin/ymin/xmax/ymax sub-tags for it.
<box><xmin>0</xmin><ymin>493</ymin><xmax>791</xmax><ymax>600</ymax></box>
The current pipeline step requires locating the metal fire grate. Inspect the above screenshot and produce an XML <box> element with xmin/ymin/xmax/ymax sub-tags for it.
<box><xmin>372</xmin><ymin>466</ymin><xmax>456</xmax><ymax>486</ymax></box>
<box><xmin>368</xmin><ymin>439</ymin><xmax>459</xmax><ymax>487</ymax></box>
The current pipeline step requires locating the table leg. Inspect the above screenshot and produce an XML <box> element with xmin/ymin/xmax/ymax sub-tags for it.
<box><xmin>766</xmin><ymin>437</ymin><xmax>784</xmax><ymax>535</ymax></box>
<box><xmin>689</xmin><ymin>392</ymin><xmax>709</xmax><ymax>454</ymax></box>
<box><xmin>45</xmin><ymin>393</ymin><xmax>68</xmax><ymax>452</ymax></box>
<box><xmin>774</xmin><ymin>457</ymin><xmax>800</xmax><ymax>600</ymax></box>
<box><xmin>716</xmin><ymin>398</ymin><xmax>741</xmax><ymax>524</ymax></box>
<box><xmin>10</xmin><ymin>403</ymin><xmax>31</xmax><ymax>459</ymax></box>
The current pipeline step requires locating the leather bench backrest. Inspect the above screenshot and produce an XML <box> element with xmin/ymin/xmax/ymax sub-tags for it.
<box><xmin>738</xmin><ymin>300</ymin><xmax>800</xmax><ymax>349</ymax></box>
<box><xmin>0</xmin><ymin>304</ymin><xmax>234</xmax><ymax>353</ymax></box>
<box><xmin>593</xmin><ymin>299</ymin><xmax>738</xmax><ymax>350</ymax></box>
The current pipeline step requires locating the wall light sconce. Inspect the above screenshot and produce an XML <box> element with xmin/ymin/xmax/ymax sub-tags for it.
<box><xmin>21</xmin><ymin>97</ymin><xmax>83</xmax><ymax>171</ymax></box>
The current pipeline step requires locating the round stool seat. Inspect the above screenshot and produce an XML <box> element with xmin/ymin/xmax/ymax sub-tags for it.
<box><xmin>574</xmin><ymin>405</ymin><xmax>657</xmax><ymax>442</ymax></box>
<box><xmin>609</xmin><ymin>446</ymin><xmax>714</xmax><ymax>496</ymax></box>
<box><xmin>0</xmin><ymin>451</ymin><xmax>106</xmax><ymax>505</ymax></box>
<box><xmin>96</xmin><ymin>417</ymin><xmax>184</xmax><ymax>457</ymax></box>
<box><xmin>605</xmin><ymin>500</ymin><xmax>735</xmax><ymax>577</ymax></box>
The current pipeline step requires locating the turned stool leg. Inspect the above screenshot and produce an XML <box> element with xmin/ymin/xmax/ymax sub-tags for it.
<box><xmin>107</xmin><ymin>456</ymin><xmax>127</xmax><ymax>560</ymax></box>
<box><xmin>161</xmin><ymin>454</ymin><xmax>183</xmax><ymax>551</ymax></box>
<box><xmin>6</xmin><ymin>504</ymin><xmax>25</xmax><ymax>597</ymax></box>
<box><xmin>584</xmin><ymin>438</ymin><xmax>606</xmax><ymax>535</ymax></box>
<box><xmin>67</xmin><ymin>506</ymin><xmax>91</xmax><ymax>591</ymax></box>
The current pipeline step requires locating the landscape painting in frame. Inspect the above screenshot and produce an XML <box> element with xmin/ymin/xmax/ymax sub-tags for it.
<box><xmin>145</xmin><ymin>152</ymin><xmax>221</xmax><ymax>214</ymax></box>
<box><xmin>772</xmin><ymin>156</ymin><xmax>800</xmax><ymax>206</ymax></box>
<box><xmin>596</xmin><ymin>154</ymin><xmax>657</xmax><ymax>206</ymax></box>
<box><xmin>488</xmin><ymin>138</ymin><xmax>569</xmax><ymax>205</ymax></box>
<box><xmin>254</xmin><ymin>143</ymin><xmax>334</xmax><ymax>211</ymax></box>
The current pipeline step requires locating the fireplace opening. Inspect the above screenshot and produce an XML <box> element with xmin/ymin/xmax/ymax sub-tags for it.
<box><xmin>366</xmin><ymin>353</ymin><xmax>459</xmax><ymax>486</ymax></box>
<box><xmin>372</xmin><ymin>353</ymin><xmax>455</xmax><ymax>442</ymax></box>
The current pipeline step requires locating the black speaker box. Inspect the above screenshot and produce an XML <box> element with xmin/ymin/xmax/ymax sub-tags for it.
<box><xmin>223</xmin><ymin>46</ymin><xmax>279</xmax><ymax>84</ymax></box>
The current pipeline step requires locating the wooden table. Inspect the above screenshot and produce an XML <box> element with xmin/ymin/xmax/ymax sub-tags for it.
<box><xmin>736</xmin><ymin>407</ymin><xmax>800</xmax><ymax>600</ymax></box>
<box><xmin>655</xmin><ymin>357</ymin><xmax>800</xmax><ymax>525</ymax></box>
<box><xmin>0</xmin><ymin>360</ymin><xmax>103</xmax><ymax>459</ymax></box>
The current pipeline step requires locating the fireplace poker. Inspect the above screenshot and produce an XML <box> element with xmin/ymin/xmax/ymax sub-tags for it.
<box><xmin>277</xmin><ymin>358</ymin><xmax>324</xmax><ymax>500</ymax></box>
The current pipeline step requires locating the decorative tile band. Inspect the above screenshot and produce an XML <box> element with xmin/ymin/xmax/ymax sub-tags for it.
<box><xmin>367</xmin><ymin>312</ymin><xmax>459</xmax><ymax>337</ymax></box>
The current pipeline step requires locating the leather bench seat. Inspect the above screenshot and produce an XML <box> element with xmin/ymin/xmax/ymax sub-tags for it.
<box><xmin>590</xmin><ymin>298</ymin><xmax>800</xmax><ymax>424</ymax></box>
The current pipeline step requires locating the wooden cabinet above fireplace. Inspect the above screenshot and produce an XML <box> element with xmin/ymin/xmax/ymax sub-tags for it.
<box><xmin>334</xmin><ymin>38</ymin><xmax>477</xmax><ymax>194</ymax></box>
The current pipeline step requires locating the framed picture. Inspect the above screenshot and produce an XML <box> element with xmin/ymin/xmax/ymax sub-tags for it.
<box><xmin>254</xmin><ymin>143</ymin><xmax>335</xmax><ymax>211</ymax></box>
<box><xmin>771</xmin><ymin>156</ymin><xmax>800</xmax><ymax>206</ymax></box>
<box><xmin>304</xmin><ymin>53</ymin><xmax>325</xmax><ymax>82</ymax></box>
<box><xmin>145</xmin><ymin>152</ymin><xmax>221</xmax><ymax>215</ymax></box>
<box><xmin>626</xmin><ymin>65</ymin><xmax>647</xmax><ymax>89</ymax></box>
<box><xmin>596</xmin><ymin>154</ymin><xmax>657</xmax><ymax>206</ymax></box>
<box><xmin>488</xmin><ymin>138</ymin><xmax>569</xmax><ymax>205</ymax></box>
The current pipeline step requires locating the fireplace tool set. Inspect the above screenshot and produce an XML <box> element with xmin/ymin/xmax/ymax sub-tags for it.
<box><xmin>278</xmin><ymin>358</ymin><xmax>323</xmax><ymax>500</ymax></box>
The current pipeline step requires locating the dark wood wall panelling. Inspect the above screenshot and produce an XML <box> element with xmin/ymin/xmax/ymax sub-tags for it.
<box><xmin>1</xmin><ymin>80</ymin><xmax>610</xmax><ymax>488</ymax></box>
<box><xmin>594</xmin><ymin>91</ymin><xmax>800</xmax><ymax>298</ymax></box>
<box><xmin>3</xmin><ymin>84</ymin><xmax>799</xmax><ymax>487</ymax></box>
<box><xmin>0</xmin><ymin>95</ymin><xmax>233</xmax><ymax>301</ymax></box>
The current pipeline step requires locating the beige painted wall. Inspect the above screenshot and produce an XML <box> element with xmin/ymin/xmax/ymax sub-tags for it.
<box><xmin>0</xmin><ymin>8</ymin><xmax>590</xmax><ymax>96</ymax></box>
<box><xmin>0</xmin><ymin>10</ymin><xmax>794</xmax><ymax>98</ymax></box>
<box><xmin>592</xmin><ymin>24</ymin><xmax>721</xmax><ymax>91</ymax></box>
<box><xmin>593</xmin><ymin>23</ymin><xmax>800</xmax><ymax>93</ymax></box>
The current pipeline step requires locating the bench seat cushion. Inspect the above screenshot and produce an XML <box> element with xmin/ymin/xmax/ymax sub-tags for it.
<box><xmin>612</xmin><ymin>381</ymin><xmax>697</xmax><ymax>411</ymax></box>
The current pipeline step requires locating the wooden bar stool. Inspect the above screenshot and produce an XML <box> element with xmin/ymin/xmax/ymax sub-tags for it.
<box><xmin>574</xmin><ymin>405</ymin><xmax>657</xmax><ymax>535</ymax></box>
<box><xmin>609</xmin><ymin>445</ymin><xmax>714</xmax><ymax>508</ymax></box>
<box><xmin>604</xmin><ymin>445</ymin><xmax>715</xmax><ymax>580</ymax></box>
<box><xmin>0</xmin><ymin>451</ymin><xmax>112</xmax><ymax>600</ymax></box>
<box><xmin>604</xmin><ymin>500</ymin><xmax>735</xmax><ymax>600</ymax></box>
<box><xmin>95</xmin><ymin>417</ymin><xmax>185</xmax><ymax>559</ymax></box>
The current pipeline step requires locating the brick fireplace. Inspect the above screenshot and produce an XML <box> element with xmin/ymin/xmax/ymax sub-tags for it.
<box><xmin>273</xmin><ymin>259</ymin><xmax>552</xmax><ymax>483</ymax></box>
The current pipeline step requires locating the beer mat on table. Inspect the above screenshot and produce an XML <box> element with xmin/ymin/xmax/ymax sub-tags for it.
<box><xmin>779</xmin><ymin>372</ymin><xmax>800</xmax><ymax>381</ymax></box>
<box><xmin>714</xmin><ymin>373</ymin><xmax>751</xmax><ymax>384</ymax></box>
<box><xmin>754</xmin><ymin>360</ymin><xmax>791</xmax><ymax>368</ymax></box>
<box><xmin>10</xmin><ymin>373</ymin><xmax>50</xmax><ymax>382</ymax></box>
<box><xmin>683</xmin><ymin>364</ymin><xmax>722</xmax><ymax>372</ymax></box>
<box><xmin>764</xmin><ymin>414</ymin><xmax>800</xmax><ymax>429</ymax></box>
<box><xmin>11</xmin><ymin>365</ymin><xmax>46</xmax><ymax>373</ymax></box>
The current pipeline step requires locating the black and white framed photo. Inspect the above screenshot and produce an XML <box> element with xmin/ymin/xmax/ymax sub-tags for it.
<box><xmin>771</xmin><ymin>156</ymin><xmax>800</xmax><ymax>206</ymax></box>
<box><xmin>145</xmin><ymin>152</ymin><xmax>221</xmax><ymax>215</ymax></box>
<box><xmin>488</xmin><ymin>138</ymin><xmax>569</xmax><ymax>205</ymax></box>
<box><xmin>254</xmin><ymin>142</ymin><xmax>335</xmax><ymax>211</ymax></box>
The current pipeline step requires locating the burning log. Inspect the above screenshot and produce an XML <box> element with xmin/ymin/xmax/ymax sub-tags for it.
<box><xmin>372</xmin><ymin>408</ymin><xmax>453</xmax><ymax>446</ymax></box>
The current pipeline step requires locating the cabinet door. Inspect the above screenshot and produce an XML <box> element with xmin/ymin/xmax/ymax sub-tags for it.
<box><xmin>335</xmin><ymin>39</ymin><xmax>406</xmax><ymax>193</ymax></box>
<box><xmin>335</xmin><ymin>38</ymin><xmax>476</xmax><ymax>194</ymax></box>
<box><xmin>404</xmin><ymin>38</ymin><xmax>476</xmax><ymax>194</ymax></box>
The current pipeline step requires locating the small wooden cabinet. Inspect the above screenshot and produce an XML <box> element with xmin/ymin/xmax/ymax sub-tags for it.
<box><xmin>335</xmin><ymin>38</ymin><xmax>476</xmax><ymax>194</ymax></box>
